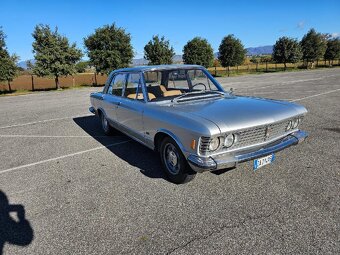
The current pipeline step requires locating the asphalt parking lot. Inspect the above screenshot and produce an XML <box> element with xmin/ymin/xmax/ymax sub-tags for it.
<box><xmin>0</xmin><ymin>68</ymin><xmax>339</xmax><ymax>254</ymax></box>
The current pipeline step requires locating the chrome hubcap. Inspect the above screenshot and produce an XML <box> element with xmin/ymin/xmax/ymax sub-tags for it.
<box><xmin>164</xmin><ymin>143</ymin><xmax>180</xmax><ymax>175</ymax></box>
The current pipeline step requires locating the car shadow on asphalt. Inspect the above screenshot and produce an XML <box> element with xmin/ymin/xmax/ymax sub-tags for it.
<box><xmin>73</xmin><ymin>115</ymin><xmax>167</xmax><ymax>180</ymax></box>
<box><xmin>0</xmin><ymin>190</ymin><xmax>34</xmax><ymax>255</ymax></box>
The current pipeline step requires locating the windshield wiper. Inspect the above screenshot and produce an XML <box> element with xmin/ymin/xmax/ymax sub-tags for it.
<box><xmin>172</xmin><ymin>90</ymin><xmax>225</xmax><ymax>103</ymax></box>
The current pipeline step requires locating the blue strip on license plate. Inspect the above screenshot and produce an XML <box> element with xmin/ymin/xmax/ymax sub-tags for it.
<box><xmin>253</xmin><ymin>153</ymin><xmax>275</xmax><ymax>171</ymax></box>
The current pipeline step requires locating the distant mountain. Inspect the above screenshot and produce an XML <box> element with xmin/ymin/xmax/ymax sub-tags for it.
<box><xmin>131</xmin><ymin>55</ymin><xmax>183</xmax><ymax>66</ymax></box>
<box><xmin>245</xmin><ymin>45</ymin><xmax>273</xmax><ymax>56</ymax></box>
<box><xmin>17</xmin><ymin>59</ymin><xmax>35</xmax><ymax>69</ymax></box>
<box><xmin>214</xmin><ymin>45</ymin><xmax>273</xmax><ymax>58</ymax></box>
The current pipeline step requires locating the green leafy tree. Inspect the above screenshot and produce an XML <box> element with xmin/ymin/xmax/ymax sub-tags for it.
<box><xmin>32</xmin><ymin>24</ymin><xmax>83</xmax><ymax>89</ymax></box>
<box><xmin>218</xmin><ymin>34</ymin><xmax>246</xmax><ymax>76</ymax></box>
<box><xmin>300</xmin><ymin>28</ymin><xmax>327</xmax><ymax>68</ymax></box>
<box><xmin>84</xmin><ymin>24</ymin><xmax>133</xmax><ymax>75</ymax></box>
<box><xmin>272</xmin><ymin>37</ymin><xmax>302</xmax><ymax>70</ymax></box>
<box><xmin>324</xmin><ymin>38</ymin><xmax>340</xmax><ymax>66</ymax></box>
<box><xmin>183</xmin><ymin>37</ymin><xmax>214</xmax><ymax>67</ymax></box>
<box><xmin>0</xmin><ymin>28</ymin><xmax>19</xmax><ymax>92</ymax></box>
<box><xmin>75</xmin><ymin>61</ymin><xmax>89</xmax><ymax>73</ymax></box>
<box><xmin>144</xmin><ymin>35</ymin><xmax>175</xmax><ymax>65</ymax></box>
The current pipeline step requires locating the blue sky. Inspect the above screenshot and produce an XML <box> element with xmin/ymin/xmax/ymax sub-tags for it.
<box><xmin>1</xmin><ymin>0</ymin><xmax>339</xmax><ymax>61</ymax></box>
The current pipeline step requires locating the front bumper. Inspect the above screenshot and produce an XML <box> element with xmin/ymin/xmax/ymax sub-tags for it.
<box><xmin>187</xmin><ymin>130</ymin><xmax>308</xmax><ymax>173</ymax></box>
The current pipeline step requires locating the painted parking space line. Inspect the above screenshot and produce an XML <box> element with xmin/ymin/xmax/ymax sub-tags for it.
<box><xmin>0</xmin><ymin>135</ymin><xmax>107</xmax><ymax>138</ymax></box>
<box><xmin>0</xmin><ymin>114</ymin><xmax>92</xmax><ymax>129</ymax></box>
<box><xmin>290</xmin><ymin>88</ymin><xmax>340</xmax><ymax>102</ymax></box>
<box><xmin>0</xmin><ymin>140</ymin><xmax>130</xmax><ymax>175</ymax></box>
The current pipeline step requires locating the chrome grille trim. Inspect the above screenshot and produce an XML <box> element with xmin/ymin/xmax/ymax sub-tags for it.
<box><xmin>233</xmin><ymin>120</ymin><xmax>289</xmax><ymax>149</ymax></box>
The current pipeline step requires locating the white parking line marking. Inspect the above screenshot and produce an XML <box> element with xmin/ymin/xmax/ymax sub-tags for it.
<box><xmin>0</xmin><ymin>140</ymin><xmax>130</xmax><ymax>175</ymax></box>
<box><xmin>237</xmin><ymin>77</ymin><xmax>324</xmax><ymax>91</ymax></box>
<box><xmin>0</xmin><ymin>114</ymin><xmax>92</xmax><ymax>129</ymax></box>
<box><xmin>290</xmin><ymin>88</ymin><xmax>340</xmax><ymax>102</ymax></box>
<box><xmin>0</xmin><ymin>135</ymin><xmax>107</xmax><ymax>138</ymax></box>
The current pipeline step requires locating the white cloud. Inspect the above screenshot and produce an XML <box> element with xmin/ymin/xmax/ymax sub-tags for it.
<box><xmin>296</xmin><ymin>21</ymin><xmax>305</xmax><ymax>29</ymax></box>
<box><xmin>331</xmin><ymin>32</ymin><xmax>340</xmax><ymax>38</ymax></box>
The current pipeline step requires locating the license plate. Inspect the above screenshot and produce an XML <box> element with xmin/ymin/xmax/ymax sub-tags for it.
<box><xmin>253</xmin><ymin>154</ymin><xmax>275</xmax><ymax>171</ymax></box>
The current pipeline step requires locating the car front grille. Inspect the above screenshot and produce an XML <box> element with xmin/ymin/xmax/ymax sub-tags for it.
<box><xmin>233</xmin><ymin>120</ymin><xmax>289</xmax><ymax>149</ymax></box>
<box><xmin>199</xmin><ymin>119</ymin><xmax>295</xmax><ymax>155</ymax></box>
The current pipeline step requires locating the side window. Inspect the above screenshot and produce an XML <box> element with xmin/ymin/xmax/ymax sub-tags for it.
<box><xmin>108</xmin><ymin>73</ymin><xmax>127</xmax><ymax>96</ymax></box>
<box><xmin>124</xmin><ymin>73</ymin><xmax>143</xmax><ymax>100</ymax></box>
<box><xmin>187</xmin><ymin>70</ymin><xmax>215</xmax><ymax>91</ymax></box>
<box><xmin>168</xmin><ymin>70</ymin><xmax>189</xmax><ymax>89</ymax></box>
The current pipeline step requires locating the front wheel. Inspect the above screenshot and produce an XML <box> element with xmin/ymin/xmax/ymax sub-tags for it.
<box><xmin>160</xmin><ymin>137</ymin><xmax>196</xmax><ymax>184</ymax></box>
<box><xmin>100</xmin><ymin>112</ymin><xmax>114</xmax><ymax>135</ymax></box>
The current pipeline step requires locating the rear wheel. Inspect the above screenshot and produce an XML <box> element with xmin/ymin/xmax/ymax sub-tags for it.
<box><xmin>100</xmin><ymin>112</ymin><xmax>114</xmax><ymax>135</ymax></box>
<box><xmin>160</xmin><ymin>137</ymin><xmax>196</xmax><ymax>184</ymax></box>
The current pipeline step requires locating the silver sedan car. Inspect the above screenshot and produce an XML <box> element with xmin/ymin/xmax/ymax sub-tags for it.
<box><xmin>89</xmin><ymin>65</ymin><xmax>308</xmax><ymax>183</ymax></box>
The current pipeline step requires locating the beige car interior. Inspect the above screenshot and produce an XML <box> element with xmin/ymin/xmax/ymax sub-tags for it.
<box><xmin>127</xmin><ymin>93</ymin><xmax>156</xmax><ymax>100</ymax></box>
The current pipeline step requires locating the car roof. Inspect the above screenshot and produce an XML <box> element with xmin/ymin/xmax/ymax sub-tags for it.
<box><xmin>112</xmin><ymin>64</ymin><xmax>203</xmax><ymax>73</ymax></box>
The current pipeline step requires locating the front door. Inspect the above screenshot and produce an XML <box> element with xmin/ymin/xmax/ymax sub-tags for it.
<box><xmin>116</xmin><ymin>72</ymin><xmax>145</xmax><ymax>143</ymax></box>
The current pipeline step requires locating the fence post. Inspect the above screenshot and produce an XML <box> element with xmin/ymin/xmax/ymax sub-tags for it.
<box><xmin>31</xmin><ymin>75</ymin><xmax>34</xmax><ymax>91</ymax></box>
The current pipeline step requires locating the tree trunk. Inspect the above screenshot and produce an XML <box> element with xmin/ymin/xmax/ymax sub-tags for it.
<box><xmin>265</xmin><ymin>62</ymin><xmax>268</xmax><ymax>72</ymax></box>
<box><xmin>275</xmin><ymin>63</ymin><xmax>277</xmax><ymax>70</ymax></box>
<box><xmin>227</xmin><ymin>66</ymin><xmax>230</xmax><ymax>77</ymax></box>
<box><xmin>55</xmin><ymin>76</ymin><xmax>60</xmax><ymax>90</ymax></box>
<box><xmin>214</xmin><ymin>66</ymin><xmax>216</xmax><ymax>76</ymax></box>
<box><xmin>8</xmin><ymin>80</ymin><xmax>12</xmax><ymax>92</ymax></box>
<box><xmin>236</xmin><ymin>65</ymin><xmax>238</xmax><ymax>73</ymax></box>
<box><xmin>284</xmin><ymin>62</ymin><xmax>287</xmax><ymax>71</ymax></box>
<box><xmin>31</xmin><ymin>75</ymin><xmax>34</xmax><ymax>91</ymax></box>
<box><xmin>256</xmin><ymin>63</ymin><xmax>258</xmax><ymax>72</ymax></box>
<box><xmin>94</xmin><ymin>72</ymin><xmax>98</xmax><ymax>86</ymax></box>
<box><xmin>324</xmin><ymin>60</ymin><xmax>326</xmax><ymax>66</ymax></box>
<box><xmin>316</xmin><ymin>60</ymin><xmax>319</xmax><ymax>67</ymax></box>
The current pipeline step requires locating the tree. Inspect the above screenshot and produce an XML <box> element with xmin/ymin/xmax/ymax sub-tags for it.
<box><xmin>272</xmin><ymin>37</ymin><xmax>302</xmax><ymax>70</ymax></box>
<box><xmin>84</xmin><ymin>24</ymin><xmax>133</xmax><ymax>76</ymax></box>
<box><xmin>182</xmin><ymin>37</ymin><xmax>214</xmax><ymax>67</ymax></box>
<box><xmin>0</xmin><ymin>28</ymin><xmax>19</xmax><ymax>92</ymax></box>
<box><xmin>300</xmin><ymin>28</ymin><xmax>327</xmax><ymax>68</ymax></box>
<box><xmin>75</xmin><ymin>61</ymin><xmax>89</xmax><ymax>73</ymax></box>
<box><xmin>260</xmin><ymin>56</ymin><xmax>272</xmax><ymax>72</ymax></box>
<box><xmin>144</xmin><ymin>35</ymin><xmax>175</xmax><ymax>65</ymax></box>
<box><xmin>324</xmin><ymin>38</ymin><xmax>340</xmax><ymax>66</ymax></box>
<box><xmin>218</xmin><ymin>34</ymin><xmax>246</xmax><ymax>76</ymax></box>
<box><xmin>26</xmin><ymin>60</ymin><xmax>35</xmax><ymax>91</ymax></box>
<box><xmin>32</xmin><ymin>24</ymin><xmax>82</xmax><ymax>89</ymax></box>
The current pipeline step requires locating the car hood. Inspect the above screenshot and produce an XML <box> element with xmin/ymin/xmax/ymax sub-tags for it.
<box><xmin>171</xmin><ymin>96</ymin><xmax>307</xmax><ymax>133</ymax></box>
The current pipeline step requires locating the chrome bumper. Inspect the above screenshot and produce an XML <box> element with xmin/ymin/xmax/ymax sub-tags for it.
<box><xmin>187</xmin><ymin>130</ymin><xmax>308</xmax><ymax>173</ymax></box>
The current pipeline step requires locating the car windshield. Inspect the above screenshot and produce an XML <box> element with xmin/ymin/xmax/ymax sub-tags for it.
<box><xmin>143</xmin><ymin>68</ymin><xmax>223</xmax><ymax>102</ymax></box>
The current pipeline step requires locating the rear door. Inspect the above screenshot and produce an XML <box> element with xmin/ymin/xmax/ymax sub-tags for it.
<box><xmin>102</xmin><ymin>73</ymin><xmax>127</xmax><ymax>124</ymax></box>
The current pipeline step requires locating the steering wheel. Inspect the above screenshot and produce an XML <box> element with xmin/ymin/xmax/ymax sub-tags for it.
<box><xmin>192</xmin><ymin>83</ymin><xmax>207</xmax><ymax>90</ymax></box>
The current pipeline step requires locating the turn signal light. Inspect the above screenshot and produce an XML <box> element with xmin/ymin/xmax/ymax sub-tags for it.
<box><xmin>191</xmin><ymin>139</ymin><xmax>196</xmax><ymax>150</ymax></box>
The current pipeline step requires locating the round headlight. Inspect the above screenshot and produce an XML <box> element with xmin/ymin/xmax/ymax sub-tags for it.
<box><xmin>209</xmin><ymin>137</ymin><xmax>220</xmax><ymax>151</ymax></box>
<box><xmin>286</xmin><ymin>120</ymin><xmax>292</xmax><ymax>131</ymax></box>
<box><xmin>224</xmin><ymin>134</ymin><xmax>235</xmax><ymax>148</ymax></box>
<box><xmin>292</xmin><ymin>119</ymin><xmax>299</xmax><ymax>129</ymax></box>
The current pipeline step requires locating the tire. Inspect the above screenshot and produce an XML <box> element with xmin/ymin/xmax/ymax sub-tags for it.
<box><xmin>160</xmin><ymin>137</ymin><xmax>196</xmax><ymax>184</ymax></box>
<box><xmin>100</xmin><ymin>111</ymin><xmax>114</xmax><ymax>135</ymax></box>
